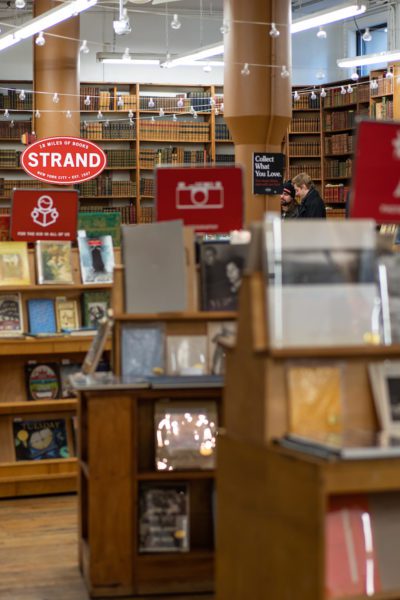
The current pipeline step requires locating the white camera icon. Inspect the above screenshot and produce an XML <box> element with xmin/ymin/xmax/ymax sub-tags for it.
<box><xmin>176</xmin><ymin>181</ymin><xmax>224</xmax><ymax>210</ymax></box>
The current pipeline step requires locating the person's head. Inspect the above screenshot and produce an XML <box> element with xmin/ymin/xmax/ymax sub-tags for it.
<box><xmin>203</xmin><ymin>245</ymin><xmax>218</xmax><ymax>266</ymax></box>
<box><xmin>226</xmin><ymin>255</ymin><xmax>244</xmax><ymax>285</ymax></box>
<box><xmin>292</xmin><ymin>172</ymin><xmax>313</xmax><ymax>200</ymax></box>
<box><xmin>280</xmin><ymin>181</ymin><xmax>296</xmax><ymax>210</ymax></box>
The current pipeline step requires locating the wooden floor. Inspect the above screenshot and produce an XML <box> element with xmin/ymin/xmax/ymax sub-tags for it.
<box><xmin>0</xmin><ymin>493</ymin><xmax>214</xmax><ymax>600</ymax></box>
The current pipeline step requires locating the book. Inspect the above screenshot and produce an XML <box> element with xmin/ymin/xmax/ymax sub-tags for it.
<box><xmin>368</xmin><ymin>361</ymin><xmax>400</xmax><ymax>436</ymax></box>
<box><xmin>0</xmin><ymin>292</ymin><xmax>23</xmax><ymax>336</ymax></box>
<box><xmin>121</xmin><ymin>220</ymin><xmax>187</xmax><ymax>313</ymax></box>
<box><xmin>286</xmin><ymin>364</ymin><xmax>343</xmax><ymax>435</ymax></box>
<box><xmin>0</xmin><ymin>215</ymin><xmax>10</xmax><ymax>241</ymax></box>
<box><xmin>147</xmin><ymin>374</ymin><xmax>223</xmax><ymax>389</ymax></box>
<box><xmin>154</xmin><ymin>399</ymin><xmax>218</xmax><ymax>470</ymax></box>
<box><xmin>82</xmin><ymin>290</ymin><xmax>110</xmax><ymax>328</ymax></box>
<box><xmin>36</xmin><ymin>241</ymin><xmax>74</xmax><ymax>285</ymax></box>
<box><xmin>264</xmin><ymin>217</ymin><xmax>379</xmax><ymax>348</ymax></box>
<box><xmin>207</xmin><ymin>321</ymin><xmax>237</xmax><ymax>375</ymax></box>
<box><xmin>200</xmin><ymin>241</ymin><xmax>247</xmax><ymax>311</ymax></box>
<box><xmin>138</xmin><ymin>483</ymin><xmax>189</xmax><ymax>553</ymax></box>
<box><xmin>121</xmin><ymin>323</ymin><xmax>165</xmax><ymax>377</ymax></box>
<box><xmin>0</xmin><ymin>241</ymin><xmax>30</xmax><ymax>286</ymax></box>
<box><xmin>27</xmin><ymin>298</ymin><xmax>57</xmax><ymax>334</ymax></box>
<box><xmin>277</xmin><ymin>430</ymin><xmax>400</xmax><ymax>460</ymax></box>
<box><xmin>13</xmin><ymin>417</ymin><xmax>71</xmax><ymax>460</ymax></box>
<box><xmin>55</xmin><ymin>297</ymin><xmax>80</xmax><ymax>332</ymax></box>
<box><xmin>59</xmin><ymin>361</ymin><xmax>82</xmax><ymax>398</ymax></box>
<box><xmin>77</xmin><ymin>232</ymin><xmax>114</xmax><ymax>284</ymax></box>
<box><xmin>81</xmin><ymin>313</ymin><xmax>113</xmax><ymax>375</ymax></box>
<box><xmin>24</xmin><ymin>362</ymin><xmax>61</xmax><ymax>400</ymax></box>
<box><xmin>166</xmin><ymin>335</ymin><xmax>207</xmax><ymax>376</ymax></box>
<box><xmin>77</xmin><ymin>211</ymin><xmax>121</xmax><ymax>247</ymax></box>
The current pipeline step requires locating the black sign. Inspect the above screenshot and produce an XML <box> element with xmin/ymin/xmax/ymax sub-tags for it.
<box><xmin>253</xmin><ymin>152</ymin><xmax>284</xmax><ymax>195</ymax></box>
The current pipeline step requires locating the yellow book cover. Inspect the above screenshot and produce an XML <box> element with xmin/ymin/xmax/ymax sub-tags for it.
<box><xmin>55</xmin><ymin>297</ymin><xmax>80</xmax><ymax>331</ymax></box>
<box><xmin>36</xmin><ymin>241</ymin><xmax>74</xmax><ymax>285</ymax></box>
<box><xmin>0</xmin><ymin>241</ymin><xmax>30</xmax><ymax>286</ymax></box>
<box><xmin>287</xmin><ymin>364</ymin><xmax>343</xmax><ymax>435</ymax></box>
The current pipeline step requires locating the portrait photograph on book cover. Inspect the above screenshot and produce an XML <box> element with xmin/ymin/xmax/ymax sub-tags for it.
<box><xmin>200</xmin><ymin>241</ymin><xmax>247</xmax><ymax>311</ymax></box>
<box><xmin>78</xmin><ymin>232</ymin><xmax>114</xmax><ymax>284</ymax></box>
<box><xmin>264</xmin><ymin>217</ymin><xmax>380</xmax><ymax>348</ymax></box>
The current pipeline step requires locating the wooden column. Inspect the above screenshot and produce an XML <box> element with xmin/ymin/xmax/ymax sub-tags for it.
<box><xmin>33</xmin><ymin>0</ymin><xmax>80</xmax><ymax>138</ymax></box>
<box><xmin>223</xmin><ymin>0</ymin><xmax>292</xmax><ymax>224</ymax></box>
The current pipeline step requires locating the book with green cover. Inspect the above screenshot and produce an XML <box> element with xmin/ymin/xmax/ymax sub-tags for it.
<box><xmin>82</xmin><ymin>290</ymin><xmax>110</xmax><ymax>328</ymax></box>
<box><xmin>77</xmin><ymin>212</ymin><xmax>121</xmax><ymax>247</ymax></box>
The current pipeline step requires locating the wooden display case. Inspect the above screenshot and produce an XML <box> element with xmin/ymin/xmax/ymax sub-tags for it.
<box><xmin>0</xmin><ymin>247</ymin><xmax>115</xmax><ymax>498</ymax></box>
<box><xmin>217</xmin><ymin>258</ymin><xmax>400</xmax><ymax>600</ymax></box>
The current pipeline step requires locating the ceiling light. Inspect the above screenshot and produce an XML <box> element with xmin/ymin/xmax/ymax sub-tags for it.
<box><xmin>0</xmin><ymin>0</ymin><xmax>97</xmax><ymax>52</ymax></box>
<box><xmin>35</xmin><ymin>31</ymin><xmax>45</xmax><ymax>46</ymax></box>
<box><xmin>291</xmin><ymin>2</ymin><xmax>366</xmax><ymax>34</ymax></box>
<box><xmin>113</xmin><ymin>8</ymin><xmax>131</xmax><ymax>35</ymax></box>
<box><xmin>163</xmin><ymin>42</ymin><xmax>223</xmax><ymax>68</ymax></box>
<box><xmin>15</xmin><ymin>0</ymin><xmax>26</xmax><ymax>8</ymax></box>
<box><xmin>96</xmin><ymin>52</ymin><xmax>160</xmax><ymax>65</ymax></box>
<box><xmin>337</xmin><ymin>49</ymin><xmax>400</xmax><ymax>68</ymax></box>
<box><xmin>316</xmin><ymin>26</ymin><xmax>327</xmax><ymax>39</ymax></box>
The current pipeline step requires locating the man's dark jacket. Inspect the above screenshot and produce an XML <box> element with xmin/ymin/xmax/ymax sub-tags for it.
<box><xmin>298</xmin><ymin>187</ymin><xmax>326</xmax><ymax>219</ymax></box>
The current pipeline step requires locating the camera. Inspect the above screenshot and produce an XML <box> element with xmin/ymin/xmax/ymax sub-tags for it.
<box><xmin>176</xmin><ymin>181</ymin><xmax>224</xmax><ymax>209</ymax></box>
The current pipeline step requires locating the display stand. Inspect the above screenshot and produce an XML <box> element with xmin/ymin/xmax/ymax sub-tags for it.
<box><xmin>75</xmin><ymin>263</ymin><xmax>236</xmax><ymax>597</ymax></box>
<box><xmin>216</xmin><ymin>241</ymin><xmax>400</xmax><ymax>600</ymax></box>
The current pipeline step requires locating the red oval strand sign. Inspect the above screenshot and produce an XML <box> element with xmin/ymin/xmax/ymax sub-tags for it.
<box><xmin>20</xmin><ymin>136</ymin><xmax>107</xmax><ymax>185</ymax></box>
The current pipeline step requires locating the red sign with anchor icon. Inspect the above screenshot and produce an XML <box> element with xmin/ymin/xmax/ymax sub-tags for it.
<box><xmin>10</xmin><ymin>189</ymin><xmax>78</xmax><ymax>242</ymax></box>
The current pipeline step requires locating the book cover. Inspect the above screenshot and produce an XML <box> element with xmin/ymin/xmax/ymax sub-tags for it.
<box><xmin>77</xmin><ymin>232</ymin><xmax>114</xmax><ymax>284</ymax></box>
<box><xmin>82</xmin><ymin>290</ymin><xmax>110</xmax><ymax>328</ymax></box>
<box><xmin>121</xmin><ymin>323</ymin><xmax>165</xmax><ymax>377</ymax></box>
<box><xmin>81</xmin><ymin>314</ymin><xmax>112</xmax><ymax>375</ymax></box>
<box><xmin>138</xmin><ymin>483</ymin><xmax>189</xmax><ymax>553</ymax></box>
<box><xmin>200</xmin><ymin>241</ymin><xmax>247</xmax><ymax>311</ymax></box>
<box><xmin>166</xmin><ymin>335</ymin><xmax>207</xmax><ymax>376</ymax></box>
<box><xmin>0</xmin><ymin>241</ymin><xmax>30</xmax><ymax>286</ymax></box>
<box><xmin>122</xmin><ymin>221</ymin><xmax>187</xmax><ymax>314</ymax></box>
<box><xmin>59</xmin><ymin>361</ymin><xmax>82</xmax><ymax>398</ymax></box>
<box><xmin>155</xmin><ymin>399</ymin><xmax>218</xmax><ymax>470</ymax></box>
<box><xmin>207</xmin><ymin>321</ymin><xmax>237</xmax><ymax>375</ymax></box>
<box><xmin>286</xmin><ymin>364</ymin><xmax>343</xmax><ymax>435</ymax></box>
<box><xmin>0</xmin><ymin>292</ymin><xmax>23</xmax><ymax>336</ymax></box>
<box><xmin>36</xmin><ymin>241</ymin><xmax>74</xmax><ymax>285</ymax></box>
<box><xmin>264</xmin><ymin>218</ymin><xmax>379</xmax><ymax>348</ymax></box>
<box><xmin>27</xmin><ymin>298</ymin><xmax>57</xmax><ymax>334</ymax></box>
<box><xmin>13</xmin><ymin>417</ymin><xmax>71</xmax><ymax>460</ymax></box>
<box><xmin>55</xmin><ymin>297</ymin><xmax>80</xmax><ymax>332</ymax></box>
<box><xmin>24</xmin><ymin>362</ymin><xmax>61</xmax><ymax>400</ymax></box>
<box><xmin>77</xmin><ymin>211</ymin><xmax>121</xmax><ymax>247</ymax></box>
<box><xmin>369</xmin><ymin>361</ymin><xmax>400</xmax><ymax>436</ymax></box>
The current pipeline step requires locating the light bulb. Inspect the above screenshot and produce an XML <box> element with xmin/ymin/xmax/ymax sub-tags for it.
<box><xmin>128</xmin><ymin>110</ymin><xmax>133</xmax><ymax>118</ymax></box>
<box><xmin>122</xmin><ymin>47</ymin><xmax>130</xmax><ymax>61</ymax></box>
<box><xmin>35</xmin><ymin>32</ymin><xmax>45</xmax><ymax>46</ymax></box>
<box><xmin>351</xmin><ymin>71</ymin><xmax>359</xmax><ymax>81</ymax></box>
<box><xmin>4</xmin><ymin>109</ymin><xmax>9</xmax><ymax>118</ymax></box>
<box><xmin>15</xmin><ymin>0</ymin><xmax>26</xmax><ymax>8</ymax></box>
<box><xmin>386</xmin><ymin>70</ymin><xmax>394</xmax><ymax>79</ymax></box>
<box><xmin>148</xmin><ymin>98</ymin><xmax>155</xmax><ymax>108</ymax></box>
<box><xmin>340</xmin><ymin>86</ymin><xmax>347</xmax><ymax>95</ymax></box>
<box><xmin>84</xmin><ymin>95</ymin><xmax>91</xmax><ymax>106</ymax></box>
<box><xmin>269</xmin><ymin>23</ymin><xmax>280</xmax><ymax>38</ymax></box>
<box><xmin>316</xmin><ymin>26</ymin><xmax>327</xmax><ymax>39</ymax></box>
<box><xmin>316</xmin><ymin>70</ymin><xmax>325</xmax><ymax>80</ymax></box>
<box><xmin>203</xmin><ymin>63</ymin><xmax>212</xmax><ymax>73</ymax></box>
<box><xmin>97</xmin><ymin>110</ymin><xmax>103</xmax><ymax>119</ymax></box>
<box><xmin>220</xmin><ymin>102</ymin><xmax>224</xmax><ymax>111</ymax></box>
<box><xmin>80</xmin><ymin>40</ymin><xmax>89</xmax><ymax>54</ymax></box>
<box><xmin>19</xmin><ymin>90</ymin><xmax>26</xmax><ymax>101</ymax></box>
<box><xmin>220</xmin><ymin>21</ymin><xmax>229</xmax><ymax>35</ymax></box>
<box><xmin>10</xmin><ymin>120</ymin><xmax>14</xmax><ymax>128</ymax></box>
<box><xmin>172</xmin><ymin>114</ymin><xmax>177</xmax><ymax>122</ymax></box>
<box><xmin>66</xmin><ymin>110</ymin><xmax>72</xmax><ymax>119</ymax></box>
<box><xmin>104</xmin><ymin>120</ymin><xmax>109</xmax><ymax>128</ymax></box>
<box><xmin>241</xmin><ymin>63</ymin><xmax>250</xmax><ymax>76</ymax></box>
<box><xmin>151</xmin><ymin>116</ymin><xmax>155</xmax><ymax>123</ymax></box>
<box><xmin>214</xmin><ymin>108</ymin><xmax>219</xmax><ymax>116</ymax></box>
<box><xmin>281</xmin><ymin>65</ymin><xmax>290</xmax><ymax>79</ymax></box>
<box><xmin>171</xmin><ymin>14</ymin><xmax>181</xmax><ymax>30</ymax></box>
<box><xmin>189</xmin><ymin>105</ymin><xmax>195</xmax><ymax>114</ymax></box>
<box><xmin>117</xmin><ymin>95</ymin><xmax>124</xmax><ymax>108</ymax></box>
<box><xmin>347</xmin><ymin>84</ymin><xmax>353</xmax><ymax>94</ymax></box>
<box><xmin>129</xmin><ymin>118</ymin><xmax>134</xmax><ymax>126</ymax></box>
<box><xmin>293</xmin><ymin>91</ymin><xmax>300</xmax><ymax>101</ymax></box>
<box><xmin>159</xmin><ymin>108</ymin><xmax>164</xmax><ymax>117</ymax></box>
<box><xmin>320</xmin><ymin>88</ymin><xmax>327</xmax><ymax>98</ymax></box>
<box><xmin>193</xmin><ymin>111</ymin><xmax>198</xmax><ymax>119</ymax></box>
<box><xmin>209</xmin><ymin>97</ymin><xmax>215</xmax><ymax>106</ymax></box>
<box><xmin>362</xmin><ymin>28</ymin><xmax>372</xmax><ymax>42</ymax></box>
<box><xmin>52</xmin><ymin>93</ymin><xmax>60</xmax><ymax>104</ymax></box>
<box><xmin>177</xmin><ymin>98</ymin><xmax>184</xmax><ymax>108</ymax></box>
<box><xmin>35</xmin><ymin>109</ymin><xmax>41</xmax><ymax>118</ymax></box>
<box><xmin>310</xmin><ymin>90</ymin><xmax>317</xmax><ymax>101</ymax></box>
<box><xmin>83</xmin><ymin>121</ymin><xmax>88</xmax><ymax>129</ymax></box>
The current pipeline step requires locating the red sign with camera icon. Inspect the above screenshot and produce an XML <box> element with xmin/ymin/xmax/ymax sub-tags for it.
<box><xmin>10</xmin><ymin>189</ymin><xmax>78</xmax><ymax>242</ymax></box>
<box><xmin>155</xmin><ymin>165</ymin><xmax>244</xmax><ymax>233</ymax></box>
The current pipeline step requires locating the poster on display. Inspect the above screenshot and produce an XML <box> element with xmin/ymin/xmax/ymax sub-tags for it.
<box><xmin>10</xmin><ymin>189</ymin><xmax>78</xmax><ymax>242</ymax></box>
<box><xmin>253</xmin><ymin>152</ymin><xmax>284</xmax><ymax>195</ymax></box>
<box><xmin>351</xmin><ymin>120</ymin><xmax>400</xmax><ymax>223</ymax></box>
<box><xmin>156</xmin><ymin>165</ymin><xmax>243</xmax><ymax>234</ymax></box>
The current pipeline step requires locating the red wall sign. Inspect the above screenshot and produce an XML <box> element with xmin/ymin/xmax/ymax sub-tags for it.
<box><xmin>156</xmin><ymin>165</ymin><xmax>243</xmax><ymax>233</ymax></box>
<box><xmin>11</xmin><ymin>189</ymin><xmax>78</xmax><ymax>242</ymax></box>
<box><xmin>351</xmin><ymin>120</ymin><xmax>400</xmax><ymax>222</ymax></box>
<box><xmin>20</xmin><ymin>136</ymin><xmax>107</xmax><ymax>185</ymax></box>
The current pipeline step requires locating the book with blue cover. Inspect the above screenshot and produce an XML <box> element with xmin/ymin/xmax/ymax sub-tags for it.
<box><xmin>27</xmin><ymin>298</ymin><xmax>57</xmax><ymax>334</ymax></box>
<box><xmin>121</xmin><ymin>323</ymin><xmax>165</xmax><ymax>377</ymax></box>
<box><xmin>13</xmin><ymin>417</ymin><xmax>71</xmax><ymax>460</ymax></box>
